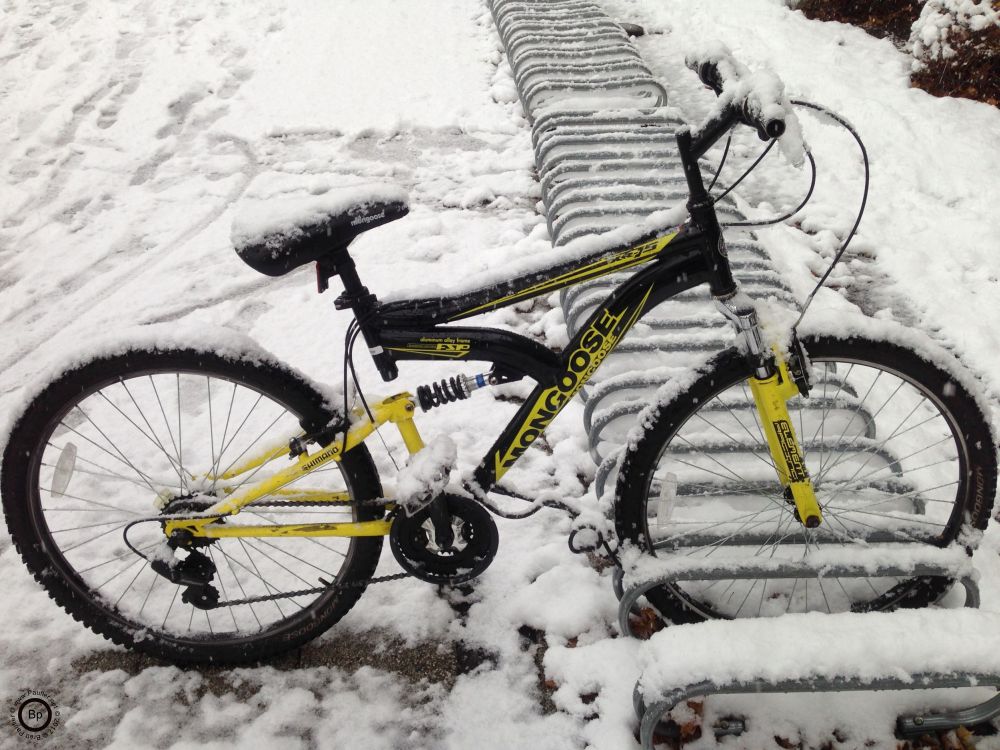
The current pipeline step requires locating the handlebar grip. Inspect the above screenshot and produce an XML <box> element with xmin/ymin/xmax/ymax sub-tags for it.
<box><xmin>686</xmin><ymin>53</ymin><xmax>787</xmax><ymax>141</ymax></box>
<box><xmin>744</xmin><ymin>104</ymin><xmax>785</xmax><ymax>140</ymax></box>
<box><xmin>692</xmin><ymin>60</ymin><xmax>724</xmax><ymax>96</ymax></box>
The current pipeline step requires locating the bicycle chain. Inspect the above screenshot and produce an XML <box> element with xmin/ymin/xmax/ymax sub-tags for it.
<box><xmin>216</xmin><ymin>571</ymin><xmax>411</xmax><ymax>608</ymax></box>
<box><xmin>217</xmin><ymin>497</ymin><xmax>402</xmax><ymax>608</ymax></box>
<box><xmin>249</xmin><ymin>497</ymin><xmax>393</xmax><ymax>508</ymax></box>
<box><xmin>147</xmin><ymin>496</ymin><xmax>401</xmax><ymax>609</ymax></box>
<box><xmin>177</xmin><ymin>493</ymin><xmax>591</xmax><ymax>609</ymax></box>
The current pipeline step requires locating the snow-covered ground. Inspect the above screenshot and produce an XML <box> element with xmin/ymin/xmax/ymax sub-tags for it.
<box><xmin>1</xmin><ymin>0</ymin><xmax>999</xmax><ymax>748</ymax></box>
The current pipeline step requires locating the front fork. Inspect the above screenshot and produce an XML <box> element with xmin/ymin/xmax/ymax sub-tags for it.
<box><xmin>715</xmin><ymin>293</ymin><xmax>823</xmax><ymax>528</ymax></box>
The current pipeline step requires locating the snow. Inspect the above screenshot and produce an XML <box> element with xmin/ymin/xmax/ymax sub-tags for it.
<box><xmin>395</xmin><ymin>434</ymin><xmax>458</xmax><ymax>513</ymax></box>
<box><xmin>910</xmin><ymin>0</ymin><xmax>1000</xmax><ymax>62</ymax></box>
<box><xmin>2</xmin><ymin>0</ymin><xmax>1000</xmax><ymax>748</ymax></box>
<box><xmin>639</xmin><ymin>609</ymin><xmax>1000</xmax><ymax>699</ymax></box>
<box><xmin>230</xmin><ymin>182</ymin><xmax>409</xmax><ymax>254</ymax></box>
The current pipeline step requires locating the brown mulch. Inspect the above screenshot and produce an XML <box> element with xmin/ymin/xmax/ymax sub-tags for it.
<box><xmin>795</xmin><ymin>0</ymin><xmax>923</xmax><ymax>40</ymax></box>
<box><xmin>794</xmin><ymin>0</ymin><xmax>999</xmax><ymax>106</ymax></box>
<box><xmin>911</xmin><ymin>20</ymin><xmax>1000</xmax><ymax>105</ymax></box>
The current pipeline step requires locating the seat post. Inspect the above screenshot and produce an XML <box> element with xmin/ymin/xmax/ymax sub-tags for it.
<box><xmin>331</xmin><ymin>247</ymin><xmax>365</xmax><ymax>296</ymax></box>
<box><xmin>329</xmin><ymin>248</ymin><xmax>399</xmax><ymax>382</ymax></box>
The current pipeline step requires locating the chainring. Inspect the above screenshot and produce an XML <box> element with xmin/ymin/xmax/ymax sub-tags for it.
<box><xmin>389</xmin><ymin>494</ymin><xmax>498</xmax><ymax>584</ymax></box>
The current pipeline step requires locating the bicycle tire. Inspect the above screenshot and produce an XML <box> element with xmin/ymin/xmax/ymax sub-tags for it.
<box><xmin>1</xmin><ymin>346</ymin><xmax>384</xmax><ymax>665</ymax></box>
<box><xmin>614</xmin><ymin>334</ymin><xmax>996</xmax><ymax>623</ymax></box>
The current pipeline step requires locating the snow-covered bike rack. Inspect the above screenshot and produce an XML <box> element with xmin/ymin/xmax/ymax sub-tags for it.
<box><xmin>490</xmin><ymin>0</ymin><xmax>931</xmax><ymax>555</ymax></box>
<box><xmin>613</xmin><ymin>544</ymin><xmax>981</xmax><ymax>637</ymax></box>
<box><xmin>486</xmin><ymin>0</ymin><xmax>798</xmax><ymax>502</ymax></box>
<box><xmin>487</xmin><ymin>2</ymin><xmax>1000</xmax><ymax>740</ymax></box>
<box><xmin>614</xmin><ymin>542</ymin><xmax>998</xmax><ymax>742</ymax></box>
<box><xmin>630</xmin><ymin>607</ymin><xmax>1000</xmax><ymax>748</ymax></box>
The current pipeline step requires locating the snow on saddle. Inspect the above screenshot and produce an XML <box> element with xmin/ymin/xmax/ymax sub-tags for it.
<box><xmin>232</xmin><ymin>183</ymin><xmax>408</xmax><ymax>277</ymax></box>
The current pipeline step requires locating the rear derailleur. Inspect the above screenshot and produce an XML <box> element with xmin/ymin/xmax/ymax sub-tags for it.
<box><xmin>148</xmin><ymin>495</ymin><xmax>222</xmax><ymax>610</ymax></box>
<box><xmin>150</xmin><ymin>549</ymin><xmax>219</xmax><ymax>609</ymax></box>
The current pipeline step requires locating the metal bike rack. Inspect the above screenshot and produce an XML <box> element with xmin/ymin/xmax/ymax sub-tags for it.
<box><xmin>487</xmin><ymin>0</ymin><xmax>802</xmax><ymax>502</ymax></box>
<box><xmin>487</xmin><ymin>4</ymin><xmax>1000</xmax><ymax>741</ymax></box>
<box><xmin>637</xmin><ymin>673</ymin><xmax>1000</xmax><ymax>749</ymax></box>
<box><xmin>629</xmin><ymin>605</ymin><xmax>1000</xmax><ymax>749</ymax></box>
<box><xmin>614</xmin><ymin>544</ymin><xmax>979</xmax><ymax>635</ymax></box>
<box><xmin>488</xmin><ymin>2</ymin><xmax>922</xmax><ymax>541</ymax></box>
<box><xmin>491</xmin><ymin>0</ymin><xmax>975</xmax><ymax>568</ymax></box>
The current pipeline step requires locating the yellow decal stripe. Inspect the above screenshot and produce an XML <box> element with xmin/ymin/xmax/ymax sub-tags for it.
<box><xmin>386</xmin><ymin>347</ymin><xmax>470</xmax><ymax>359</ymax></box>
<box><xmin>453</xmin><ymin>232</ymin><xmax>675</xmax><ymax>320</ymax></box>
<box><xmin>494</xmin><ymin>285</ymin><xmax>654</xmax><ymax>480</ymax></box>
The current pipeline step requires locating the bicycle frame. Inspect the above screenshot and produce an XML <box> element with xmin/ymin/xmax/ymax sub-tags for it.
<box><xmin>169</xmin><ymin>105</ymin><xmax>825</xmax><ymax>542</ymax></box>
<box><xmin>167</xmin><ymin>227</ymin><xmax>714</xmax><ymax>540</ymax></box>
<box><xmin>379</xmin><ymin>229</ymin><xmax>713</xmax><ymax>490</ymax></box>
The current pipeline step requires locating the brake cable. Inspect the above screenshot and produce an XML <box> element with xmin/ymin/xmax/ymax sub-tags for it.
<box><xmin>341</xmin><ymin>312</ymin><xmax>400</xmax><ymax>471</ymax></box>
<box><xmin>707</xmin><ymin>128</ymin><xmax>734</xmax><ymax>192</ymax></box>
<box><xmin>722</xmin><ymin>147</ymin><xmax>817</xmax><ymax>228</ymax></box>
<box><xmin>707</xmin><ymin>98</ymin><xmax>869</xmax><ymax>334</ymax></box>
<box><xmin>713</xmin><ymin>137</ymin><xmax>777</xmax><ymax>204</ymax></box>
<box><xmin>788</xmin><ymin>99</ymin><xmax>870</xmax><ymax>332</ymax></box>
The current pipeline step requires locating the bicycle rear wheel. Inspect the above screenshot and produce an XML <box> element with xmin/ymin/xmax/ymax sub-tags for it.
<box><xmin>2</xmin><ymin>347</ymin><xmax>383</xmax><ymax>664</ymax></box>
<box><xmin>614</xmin><ymin>334</ymin><xmax>996</xmax><ymax>623</ymax></box>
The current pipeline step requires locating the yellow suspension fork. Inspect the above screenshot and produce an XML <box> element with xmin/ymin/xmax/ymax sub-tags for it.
<box><xmin>716</xmin><ymin>294</ymin><xmax>822</xmax><ymax>529</ymax></box>
<box><xmin>748</xmin><ymin>355</ymin><xmax>822</xmax><ymax>528</ymax></box>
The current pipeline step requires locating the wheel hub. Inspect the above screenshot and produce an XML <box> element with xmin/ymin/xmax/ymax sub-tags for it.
<box><xmin>159</xmin><ymin>495</ymin><xmax>222</xmax><ymax>548</ymax></box>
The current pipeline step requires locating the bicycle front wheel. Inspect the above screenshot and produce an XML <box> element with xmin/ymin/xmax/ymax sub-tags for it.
<box><xmin>2</xmin><ymin>346</ymin><xmax>384</xmax><ymax>664</ymax></box>
<box><xmin>614</xmin><ymin>334</ymin><xmax>996</xmax><ymax>622</ymax></box>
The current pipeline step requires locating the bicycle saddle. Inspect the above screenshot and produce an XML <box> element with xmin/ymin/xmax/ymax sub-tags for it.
<box><xmin>232</xmin><ymin>184</ymin><xmax>408</xmax><ymax>277</ymax></box>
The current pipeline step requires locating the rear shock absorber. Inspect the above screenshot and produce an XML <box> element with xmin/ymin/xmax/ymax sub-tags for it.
<box><xmin>416</xmin><ymin>373</ymin><xmax>490</xmax><ymax>411</ymax></box>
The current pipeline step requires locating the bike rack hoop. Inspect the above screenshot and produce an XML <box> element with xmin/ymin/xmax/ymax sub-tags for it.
<box><xmin>616</xmin><ymin>544</ymin><xmax>978</xmax><ymax>638</ymax></box>
<box><xmin>632</xmin><ymin>608</ymin><xmax>1000</xmax><ymax>749</ymax></box>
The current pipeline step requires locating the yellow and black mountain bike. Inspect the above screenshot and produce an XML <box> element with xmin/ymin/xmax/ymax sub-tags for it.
<box><xmin>3</xmin><ymin>61</ymin><xmax>996</xmax><ymax>664</ymax></box>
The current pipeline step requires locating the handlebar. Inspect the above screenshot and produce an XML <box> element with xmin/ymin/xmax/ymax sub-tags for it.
<box><xmin>685</xmin><ymin>48</ymin><xmax>789</xmax><ymax>142</ymax></box>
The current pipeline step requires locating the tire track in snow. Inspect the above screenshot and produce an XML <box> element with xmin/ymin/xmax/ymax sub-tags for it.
<box><xmin>1</xmin><ymin>0</ymin><xmax>282</xmax><ymax>392</ymax></box>
<box><xmin>1</xmin><ymin>133</ymin><xmax>259</xmax><ymax>388</ymax></box>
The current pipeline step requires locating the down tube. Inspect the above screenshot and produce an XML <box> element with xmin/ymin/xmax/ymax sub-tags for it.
<box><xmin>471</xmin><ymin>256</ymin><xmax>710</xmax><ymax>493</ymax></box>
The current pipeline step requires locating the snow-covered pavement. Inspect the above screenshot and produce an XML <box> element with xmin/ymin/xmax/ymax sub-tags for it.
<box><xmin>2</xmin><ymin>0</ymin><xmax>1000</xmax><ymax>748</ymax></box>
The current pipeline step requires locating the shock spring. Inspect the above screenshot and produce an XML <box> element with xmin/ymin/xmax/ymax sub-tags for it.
<box><xmin>416</xmin><ymin>374</ymin><xmax>488</xmax><ymax>411</ymax></box>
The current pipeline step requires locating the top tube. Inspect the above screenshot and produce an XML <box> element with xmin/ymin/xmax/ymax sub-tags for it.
<box><xmin>379</xmin><ymin>225</ymin><xmax>690</xmax><ymax>326</ymax></box>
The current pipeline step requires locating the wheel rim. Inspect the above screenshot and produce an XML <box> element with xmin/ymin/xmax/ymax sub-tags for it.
<box><xmin>640</xmin><ymin>351</ymin><xmax>970</xmax><ymax>619</ymax></box>
<box><xmin>28</xmin><ymin>365</ymin><xmax>365</xmax><ymax>646</ymax></box>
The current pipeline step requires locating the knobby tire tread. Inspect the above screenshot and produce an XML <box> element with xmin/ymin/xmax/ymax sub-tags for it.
<box><xmin>1</xmin><ymin>347</ymin><xmax>384</xmax><ymax>665</ymax></box>
<box><xmin>614</xmin><ymin>335</ymin><xmax>997</xmax><ymax>624</ymax></box>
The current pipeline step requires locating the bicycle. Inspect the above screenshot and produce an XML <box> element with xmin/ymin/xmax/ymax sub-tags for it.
<box><xmin>2</xmin><ymin>54</ymin><xmax>996</xmax><ymax>664</ymax></box>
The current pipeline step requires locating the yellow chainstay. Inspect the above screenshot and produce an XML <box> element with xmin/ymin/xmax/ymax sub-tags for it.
<box><xmin>748</xmin><ymin>353</ymin><xmax>823</xmax><ymax>528</ymax></box>
<box><xmin>164</xmin><ymin>392</ymin><xmax>425</xmax><ymax>540</ymax></box>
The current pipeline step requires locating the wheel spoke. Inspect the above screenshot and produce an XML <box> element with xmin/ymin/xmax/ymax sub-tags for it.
<box><xmin>631</xmin><ymin>347</ymin><xmax>980</xmax><ymax>622</ymax></box>
<box><xmin>149</xmin><ymin>375</ymin><xmax>186</xmax><ymax>492</ymax></box>
<box><xmin>15</xmin><ymin>354</ymin><xmax>375</xmax><ymax>660</ymax></box>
